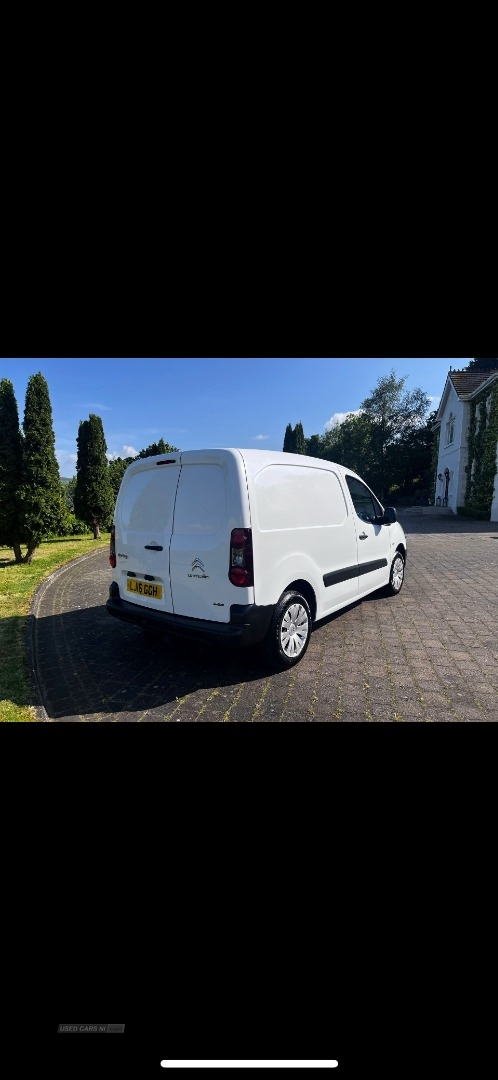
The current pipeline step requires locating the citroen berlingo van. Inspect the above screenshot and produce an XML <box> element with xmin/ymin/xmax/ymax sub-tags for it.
<box><xmin>106</xmin><ymin>449</ymin><xmax>407</xmax><ymax>669</ymax></box>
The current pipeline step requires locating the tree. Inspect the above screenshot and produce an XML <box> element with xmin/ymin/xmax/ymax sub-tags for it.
<box><xmin>293</xmin><ymin>422</ymin><xmax>306</xmax><ymax>455</ymax></box>
<box><xmin>74</xmin><ymin>415</ymin><xmax>115</xmax><ymax>538</ymax></box>
<box><xmin>63</xmin><ymin>476</ymin><xmax>77</xmax><ymax>514</ymax></box>
<box><xmin>391</xmin><ymin>409</ymin><xmax>438</xmax><ymax>501</ymax></box>
<box><xmin>283</xmin><ymin>424</ymin><xmax>295</xmax><ymax>452</ymax></box>
<box><xmin>305</xmin><ymin>434</ymin><xmax>322</xmax><ymax>458</ymax></box>
<box><xmin>108</xmin><ymin>456</ymin><xmax>134</xmax><ymax>501</ymax></box>
<box><xmin>18</xmin><ymin>373</ymin><xmax>67</xmax><ymax>563</ymax></box>
<box><xmin>321</xmin><ymin>412</ymin><xmax>375</xmax><ymax>479</ymax></box>
<box><xmin>284</xmin><ymin>423</ymin><xmax>316</xmax><ymax>456</ymax></box>
<box><xmin>107</xmin><ymin>438</ymin><xmax>180</xmax><ymax>501</ymax></box>
<box><xmin>465</xmin><ymin>358</ymin><xmax>498</xmax><ymax>373</ymax></box>
<box><xmin>319</xmin><ymin>372</ymin><xmax>431</xmax><ymax>501</ymax></box>
<box><xmin>358</xmin><ymin>370</ymin><xmax>430</xmax><ymax>500</ymax></box>
<box><xmin>0</xmin><ymin>379</ymin><xmax>23</xmax><ymax>562</ymax></box>
<box><xmin>138</xmin><ymin>438</ymin><xmax>179</xmax><ymax>458</ymax></box>
<box><xmin>282</xmin><ymin>371</ymin><xmax>433</xmax><ymax>502</ymax></box>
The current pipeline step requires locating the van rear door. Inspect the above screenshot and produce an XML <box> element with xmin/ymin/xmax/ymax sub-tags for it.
<box><xmin>114</xmin><ymin>456</ymin><xmax>181</xmax><ymax>613</ymax></box>
<box><xmin>169</xmin><ymin>452</ymin><xmax>251</xmax><ymax>623</ymax></box>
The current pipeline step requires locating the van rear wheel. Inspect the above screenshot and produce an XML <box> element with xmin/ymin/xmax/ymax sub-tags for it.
<box><xmin>263</xmin><ymin>591</ymin><xmax>311</xmax><ymax>670</ymax></box>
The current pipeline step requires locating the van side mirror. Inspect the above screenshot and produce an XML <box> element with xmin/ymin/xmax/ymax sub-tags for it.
<box><xmin>382</xmin><ymin>506</ymin><xmax>397</xmax><ymax>524</ymax></box>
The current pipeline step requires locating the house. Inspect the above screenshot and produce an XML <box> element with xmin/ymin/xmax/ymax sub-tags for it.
<box><xmin>433</xmin><ymin>366</ymin><xmax>498</xmax><ymax>521</ymax></box>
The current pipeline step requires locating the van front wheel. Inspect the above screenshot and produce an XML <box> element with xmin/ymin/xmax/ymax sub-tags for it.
<box><xmin>386</xmin><ymin>551</ymin><xmax>405</xmax><ymax>595</ymax></box>
<box><xmin>263</xmin><ymin>592</ymin><xmax>312</xmax><ymax>670</ymax></box>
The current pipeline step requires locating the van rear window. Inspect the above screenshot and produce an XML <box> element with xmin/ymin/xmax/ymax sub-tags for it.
<box><xmin>119</xmin><ymin>467</ymin><xmax>180</xmax><ymax>533</ymax></box>
<box><xmin>173</xmin><ymin>464</ymin><xmax>226</xmax><ymax>534</ymax></box>
<box><xmin>254</xmin><ymin>465</ymin><xmax>348</xmax><ymax>530</ymax></box>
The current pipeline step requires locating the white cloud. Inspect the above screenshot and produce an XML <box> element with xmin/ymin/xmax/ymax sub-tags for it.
<box><xmin>324</xmin><ymin>409</ymin><xmax>363</xmax><ymax>432</ymax></box>
<box><xmin>56</xmin><ymin>451</ymin><xmax>77</xmax><ymax>475</ymax></box>
<box><xmin>85</xmin><ymin>402</ymin><xmax>112</xmax><ymax>411</ymax></box>
<box><xmin>107</xmin><ymin>444</ymin><xmax>139</xmax><ymax>461</ymax></box>
<box><xmin>253</xmin><ymin>434</ymin><xmax>269</xmax><ymax>441</ymax></box>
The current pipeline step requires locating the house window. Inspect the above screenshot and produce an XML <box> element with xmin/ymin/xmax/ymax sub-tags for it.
<box><xmin>445</xmin><ymin>413</ymin><xmax>455</xmax><ymax>446</ymax></box>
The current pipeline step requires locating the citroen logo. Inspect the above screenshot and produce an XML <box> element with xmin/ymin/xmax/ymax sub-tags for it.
<box><xmin>188</xmin><ymin>557</ymin><xmax>209</xmax><ymax>579</ymax></box>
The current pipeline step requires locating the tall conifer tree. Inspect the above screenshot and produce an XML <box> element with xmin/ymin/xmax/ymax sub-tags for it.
<box><xmin>74</xmin><ymin>414</ymin><xmax>114</xmax><ymax>538</ymax></box>
<box><xmin>0</xmin><ymin>379</ymin><xmax>23</xmax><ymax>562</ymax></box>
<box><xmin>18</xmin><ymin>372</ymin><xmax>66</xmax><ymax>563</ymax></box>
<box><xmin>283</xmin><ymin>423</ymin><xmax>295</xmax><ymax>452</ymax></box>
<box><xmin>294</xmin><ymin>422</ymin><xmax>307</xmax><ymax>454</ymax></box>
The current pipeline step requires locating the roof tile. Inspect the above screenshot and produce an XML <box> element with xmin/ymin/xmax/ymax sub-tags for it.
<box><xmin>449</xmin><ymin>369</ymin><xmax>498</xmax><ymax>397</ymax></box>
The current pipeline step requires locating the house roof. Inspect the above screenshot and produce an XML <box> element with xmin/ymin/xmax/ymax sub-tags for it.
<box><xmin>433</xmin><ymin>367</ymin><xmax>498</xmax><ymax>425</ymax></box>
<box><xmin>448</xmin><ymin>368</ymin><xmax>498</xmax><ymax>397</ymax></box>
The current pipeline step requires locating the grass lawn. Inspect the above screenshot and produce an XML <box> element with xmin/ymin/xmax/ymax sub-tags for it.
<box><xmin>0</xmin><ymin>535</ymin><xmax>110</xmax><ymax>721</ymax></box>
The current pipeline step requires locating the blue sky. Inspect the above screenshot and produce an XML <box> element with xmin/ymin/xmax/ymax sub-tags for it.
<box><xmin>0</xmin><ymin>357</ymin><xmax>470</xmax><ymax>476</ymax></box>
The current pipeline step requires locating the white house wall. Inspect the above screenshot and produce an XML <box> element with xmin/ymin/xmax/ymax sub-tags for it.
<box><xmin>435</xmin><ymin>385</ymin><xmax>469</xmax><ymax>512</ymax></box>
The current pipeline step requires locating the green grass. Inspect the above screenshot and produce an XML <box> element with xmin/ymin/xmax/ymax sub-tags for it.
<box><xmin>0</xmin><ymin>535</ymin><xmax>110</xmax><ymax>722</ymax></box>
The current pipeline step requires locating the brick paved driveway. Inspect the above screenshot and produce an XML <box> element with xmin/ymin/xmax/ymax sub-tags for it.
<box><xmin>30</xmin><ymin>514</ymin><xmax>498</xmax><ymax>721</ymax></box>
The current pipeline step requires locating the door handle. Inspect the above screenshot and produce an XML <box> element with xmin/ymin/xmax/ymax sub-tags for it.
<box><xmin>359</xmin><ymin>533</ymin><xmax>368</xmax><ymax>540</ymax></box>
<box><xmin>144</xmin><ymin>544</ymin><xmax>163</xmax><ymax>551</ymax></box>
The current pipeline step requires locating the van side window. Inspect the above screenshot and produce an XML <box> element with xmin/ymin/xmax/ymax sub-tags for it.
<box><xmin>345</xmin><ymin>476</ymin><xmax>380</xmax><ymax>523</ymax></box>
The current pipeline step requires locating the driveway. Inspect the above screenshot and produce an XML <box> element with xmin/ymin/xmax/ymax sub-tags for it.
<box><xmin>29</xmin><ymin>514</ymin><xmax>498</xmax><ymax>721</ymax></box>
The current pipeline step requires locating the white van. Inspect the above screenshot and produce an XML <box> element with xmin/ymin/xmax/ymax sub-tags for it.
<box><xmin>106</xmin><ymin>449</ymin><xmax>407</xmax><ymax>669</ymax></box>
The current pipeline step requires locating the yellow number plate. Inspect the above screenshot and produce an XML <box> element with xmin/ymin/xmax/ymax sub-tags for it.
<box><xmin>127</xmin><ymin>579</ymin><xmax>163</xmax><ymax>600</ymax></box>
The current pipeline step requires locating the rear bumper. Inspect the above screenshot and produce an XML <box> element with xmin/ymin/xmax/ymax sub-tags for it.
<box><xmin>106</xmin><ymin>583</ymin><xmax>273</xmax><ymax>648</ymax></box>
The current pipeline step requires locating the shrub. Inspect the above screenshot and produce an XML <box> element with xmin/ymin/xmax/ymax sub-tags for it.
<box><xmin>390</xmin><ymin>495</ymin><xmax>413</xmax><ymax>507</ymax></box>
<box><xmin>457</xmin><ymin>506</ymin><xmax>491</xmax><ymax>520</ymax></box>
<box><xmin>44</xmin><ymin>514</ymin><xmax>91</xmax><ymax>538</ymax></box>
<box><xmin>64</xmin><ymin>514</ymin><xmax>92</xmax><ymax>535</ymax></box>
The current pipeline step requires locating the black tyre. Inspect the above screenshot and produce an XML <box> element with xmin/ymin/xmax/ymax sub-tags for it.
<box><xmin>385</xmin><ymin>551</ymin><xmax>405</xmax><ymax>595</ymax></box>
<box><xmin>263</xmin><ymin>591</ymin><xmax>312</xmax><ymax>670</ymax></box>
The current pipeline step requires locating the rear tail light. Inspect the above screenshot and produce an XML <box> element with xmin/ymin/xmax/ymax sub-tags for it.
<box><xmin>109</xmin><ymin>524</ymin><xmax>116</xmax><ymax>568</ymax></box>
<box><xmin>229</xmin><ymin>528</ymin><xmax>253</xmax><ymax>587</ymax></box>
